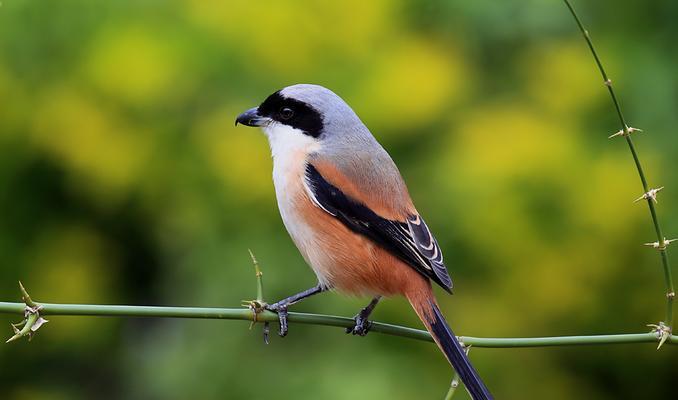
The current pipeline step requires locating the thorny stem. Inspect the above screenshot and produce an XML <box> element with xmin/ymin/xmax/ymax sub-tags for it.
<box><xmin>5</xmin><ymin>311</ymin><xmax>38</xmax><ymax>343</ymax></box>
<box><xmin>563</xmin><ymin>0</ymin><xmax>675</xmax><ymax>329</ymax></box>
<box><xmin>248</xmin><ymin>249</ymin><xmax>264</xmax><ymax>303</ymax></box>
<box><xmin>5</xmin><ymin>284</ymin><xmax>49</xmax><ymax>343</ymax></box>
<box><xmin>246</xmin><ymin>249</ymin><xmax>271</xmax><ymax>339</ymax></box>
<box><xmin>1</xmin><ymin>301</ymin><xmax>676</xmax><ymax>347</ymax></box>
<box><xmin>19</xmin><ymin>281</ymin><xmax>37</xmax><ymax>308</ymax></box>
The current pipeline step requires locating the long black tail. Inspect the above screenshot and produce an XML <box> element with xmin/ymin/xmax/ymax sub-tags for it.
<box><xmin>429</xmin><ymin>302</ymin><xmax>492</xmax><ymax>399</ymax></box>
<box><xmin>410</xmin><ymin>295</ymin><xmax>493</xmax><ymax>400</ymax></box>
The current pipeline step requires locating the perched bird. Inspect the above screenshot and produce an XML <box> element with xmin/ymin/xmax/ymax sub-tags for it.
<box><xmin>236</xmin><ymin>84</ymin><xmax>492</xmax><ymax>400</ymax></box>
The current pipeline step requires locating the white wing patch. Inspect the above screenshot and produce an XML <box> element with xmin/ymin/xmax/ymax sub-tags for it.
<box><xmin>407</xmin><ymin>215</ymin><xmax>451</xmax><ymax>289</ymax></box>
<box><xmin>304</xmin><ymin>179</ymin><xmax>337</xmax><ymax>217</ymax></box>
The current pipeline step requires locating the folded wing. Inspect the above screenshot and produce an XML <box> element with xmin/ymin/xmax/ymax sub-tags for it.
<box><xmin>305</xmin><ymin>163</ymin><xmax>453</xmax><ymax>292</ymax></box>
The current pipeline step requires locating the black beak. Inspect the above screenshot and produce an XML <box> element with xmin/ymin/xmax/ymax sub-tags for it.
<box><xmin>235</xmin><ymin>107</ymin><xmax>266</xmax><ymax>127</ymax></box>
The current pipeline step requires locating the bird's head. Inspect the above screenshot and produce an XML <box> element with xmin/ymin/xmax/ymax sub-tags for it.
<box><xmin>235</xmin><ymin>84</ymin><xmax>364</xmax><ymax>143</ymax></box>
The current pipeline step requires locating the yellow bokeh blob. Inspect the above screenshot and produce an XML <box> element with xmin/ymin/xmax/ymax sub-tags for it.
<box><xmin>84</xmin><ymin>26</ymin><xmax>182</xmax><ymax>105</ymax></box>
<box><xmin>185</xmin><ymin>0</ymin><xmax>396</xmax><ymax>74</ymax></box>
<box><xmin>354</xmin><ymin>38</ymin><xmax>468</xmax><ymax>134</ymax></box>
<box><xmin>192</xmin><ymin>105</ymin><xmax>272</xmax><ymax>200</ymax></box>
<box><xmin>523</xmin><ymin>41</ymin><xmax>604</xmax><ymax>115</ymax></box>
<box><xmin>29</xmin><ymin>225</ymin><xmax>116</xmax><ymax>343</ymax></box>
<box><xmin>452</xmin><ymin>103</ymin><xmax>576</xmax><ymax>179</ymax></box>
<box><xmin>31</xmin><ymin>88</ymin><xmax>151</xmax><ymax>201</ymax></box>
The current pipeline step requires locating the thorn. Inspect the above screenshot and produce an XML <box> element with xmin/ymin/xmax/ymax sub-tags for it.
<box><xmin>245</xmin><ymin>250</ymin><xmax>270</xmax><ymax>342</ymax></box>
<box><xmin>608</xmin><ymin>130</ymin><xmax>624</xmax><ymax>139</ymax></box>
<box><xmin>634</xmin><ymin>187</ymin><xmax>664</xmax><ymax>203</ymax></box>
<box><xmin>18</xmin><ymin>281</ymin><xmax>37</xmax><ymax>308</ymax></box>
<box><xmin>247</xmin><ymin>249</ymin><xmax>257</xmax><ymax>268</ymax></box>
<box><xmin>6</xmin><ymin>306</ymin><xmax>45</xmax><ymax>343</ymax></box>
<box><xmin>609</xmin><ymin>126</ymin><xmax>642</xmax><ymax>139</ymax></box>
<box><xmin>648</xmin><ymin>322</ymin><xmax>672</xmax><ymax>350</ymax></box>
<box><xmin>6</xmin><ymin>283</ymin><xmax>46</xmax><ymax>343</ymax></box>
<box><xmin>10</xmin><ymin>320</ymin><xmax>26</xmax><ymax>332</ymax></box>
<box><xmin>247</xmin><ymin>249</ymin><xmax>265</xmax><ymax>303</ymax></box>
<box><xmin>248</xmin><ymin>249</ymin><xmax>262</xmax><ymax>279</ymax></box>
<box><xmin>644</xmin><ymin>238</ymin><xmax>677</xmax><ymax>250</ymax></box>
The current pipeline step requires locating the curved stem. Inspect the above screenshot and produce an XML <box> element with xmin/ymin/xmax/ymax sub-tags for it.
<box><xmin>1</xmin><ymin>301</ymin><xmax>675</xmax><ymax>348</ymax></box>
<box><xmin>563</xmin><ymin>0</ymin><xmax>675</xmax><ymax>329</ymax></box>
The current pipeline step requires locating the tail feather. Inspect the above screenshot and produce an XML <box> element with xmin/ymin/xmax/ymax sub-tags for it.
<box><xmin>409</xmin><ymin>295</ymin><xmax>493</xmax><ymax>400</ymax></box>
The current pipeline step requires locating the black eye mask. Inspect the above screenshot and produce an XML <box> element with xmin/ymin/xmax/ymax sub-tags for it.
<box><xmin>258</xmin><ymin>91</ymin><xmax>324</xmax><ymax>138</ymax></box>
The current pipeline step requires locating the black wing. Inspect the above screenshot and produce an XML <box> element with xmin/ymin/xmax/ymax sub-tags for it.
<box><xmin>305</xmin><ymin>163</ymin><xmax>453</xmax><ymax>292</ymax></box>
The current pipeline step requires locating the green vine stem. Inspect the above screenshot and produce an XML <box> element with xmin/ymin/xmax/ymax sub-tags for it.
<box><xmin>1</xmin><ymin>301</ymin><xmax>675</xmax><ymax>347</ymax></box>
<box><xmin>563</xmin><ymin>0</ymin><xmax>675</xmax><ymax>329</ymax></box>
<box><xmin>444</xmin><ymin>373</ymin><xmax>461</xmax><ymax>400</ymax></box>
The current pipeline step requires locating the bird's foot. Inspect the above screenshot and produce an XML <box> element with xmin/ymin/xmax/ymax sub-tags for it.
<box><xmin>265</xmin><ymin>301</ymin><xmax>289</xmax><ymax>338</ymax></box>
<box><xmin>346</xmin><ymin>313</ymin><xmax>372</xmax><ymax>336</ymax></box>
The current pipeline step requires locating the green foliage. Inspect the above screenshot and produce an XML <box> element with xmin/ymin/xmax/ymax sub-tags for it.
<box><xmin>0</xmin><ymin>0</ymin><xmax>676</xmax><ymax>399</ymax></box>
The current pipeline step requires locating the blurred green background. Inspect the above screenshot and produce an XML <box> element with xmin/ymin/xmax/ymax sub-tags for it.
<box><xmin>1</xmin><ymin>0</ymin><xmax>677</xmax><ymax>399</ymax></box>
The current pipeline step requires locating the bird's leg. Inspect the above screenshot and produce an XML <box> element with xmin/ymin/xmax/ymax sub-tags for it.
<box><xmin>346</xmin><ymin>296</ymin><xmax>381</xmax><ymax>336</ymax></box>
<box><xmin>265</xmin><ymin>284</ymin><xmax>326</xmax><ymax>337</ymax></box>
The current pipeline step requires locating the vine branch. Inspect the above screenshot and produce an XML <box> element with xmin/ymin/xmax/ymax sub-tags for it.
<box><xmin>563</xmin><ymin>0</ymin><xmax>675</xmax><ymax>331</ymax></box>
<box><xmin>0</xmin><ymin>300</ymin><xmax>675</xmax><ymax>348</ymax></box>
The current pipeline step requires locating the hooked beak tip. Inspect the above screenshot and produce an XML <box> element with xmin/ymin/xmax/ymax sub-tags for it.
<box><xmin>235</xmin><ymin>107</ymin><xmax>264</xmax><ymax>128</ymax></box>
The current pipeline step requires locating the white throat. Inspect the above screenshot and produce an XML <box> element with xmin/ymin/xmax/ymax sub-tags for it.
<box><xmin>263</xmin><ymin>123</ymin><xmax>320</xmax><ymax>166</ymax></box>
<box><xmin>262</xmin><ymin>122</ymin><xmax>320</xmax><ymax>205</ymax></box>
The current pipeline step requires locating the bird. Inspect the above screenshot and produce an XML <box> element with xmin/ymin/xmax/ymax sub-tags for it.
<box><xmin>236</xmin><ymin>84</ymin><xmax>492</xmax><ymax>400</ymax></box>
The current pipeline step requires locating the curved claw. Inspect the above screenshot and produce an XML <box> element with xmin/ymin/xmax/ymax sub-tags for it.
<box><xmin>265</xmin><ymin>302</ymin><xmax>289</xmax><ymax>338</ymax></box>
<box><xmin>277</xmin><ymin>307</ymin><xmax>289</xmax><ymax>337</ymax></box>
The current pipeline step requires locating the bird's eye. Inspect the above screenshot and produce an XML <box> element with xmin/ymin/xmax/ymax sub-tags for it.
<box><xmin>279</xmin><ymin>107</ymin><xmax>294</xmax><ymax>120</ymax></box>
